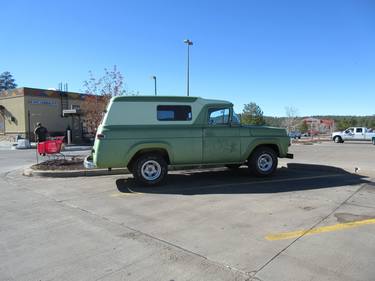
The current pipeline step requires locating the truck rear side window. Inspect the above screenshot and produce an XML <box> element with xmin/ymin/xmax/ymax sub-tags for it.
<box><xmin>157</xmin><ymin>105</ymin><xmax>192</xmax><ymax>121</ymax></box>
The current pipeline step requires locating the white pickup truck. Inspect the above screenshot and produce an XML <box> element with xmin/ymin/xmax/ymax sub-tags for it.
<box><xmin>332</xmin><ymin>127</ymin><xmax>375</xmax><ymax>144</ymax></box>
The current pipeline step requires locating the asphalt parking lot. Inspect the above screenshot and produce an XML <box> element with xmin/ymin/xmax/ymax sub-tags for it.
<box><xmin>1</xmin><ymin>142</ymin><xmax>375</xmax><ymax>281</ymax></box>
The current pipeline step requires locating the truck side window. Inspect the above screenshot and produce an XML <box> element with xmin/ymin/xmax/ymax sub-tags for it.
<box><xmin>208</xmin><ymin>108</ymin><xmax>230</xmax><ymax>125</ymax></box>
<box><xmin>356</xmin><ymin>128</ymin><xmax>362</xmax><ymax>133</ymax></box>
<box><xmin>157</xmin><ymin>105</ymin><xmax>192</xmax><ymax>121</ymax></box>
<box><xmin>232</xmin><ymin>112</ymin><xmax>241</xmax><ymax>125</ymax></box>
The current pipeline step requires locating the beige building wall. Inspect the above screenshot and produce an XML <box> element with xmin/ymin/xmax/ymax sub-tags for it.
<box><xmin>0</xmin><ymin>94</ymin><xmax>27</xmax><ymax>135</ymax></box>
<box><xmin>24</xmin><ymin>95</ymin><xmax>71</xmax><ymax>134</ymax></box>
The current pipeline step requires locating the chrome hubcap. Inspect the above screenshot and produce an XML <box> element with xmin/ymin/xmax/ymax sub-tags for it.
<box><xmin>141</xmin><ymin>160</ymin><xmax>162</xmax><ymax>181</ymax></box>
<box><xmin>257</xmin><ymin>153</ymin><xmax>273</xmax><ymax>172</ymax></box>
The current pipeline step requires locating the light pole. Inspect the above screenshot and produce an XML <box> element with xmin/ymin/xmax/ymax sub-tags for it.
<box><xmin>151</xmin><ymin>76</ymin><xmax>157</xmax><ymax>96</ymax></box>
<box><xmin>184</xmin><ymin>39</ymin><xmax>193</xmax><ymax>96</ymax></box>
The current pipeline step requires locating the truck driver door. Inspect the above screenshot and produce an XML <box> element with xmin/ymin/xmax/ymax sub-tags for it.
<box><xmin>203</xmin><ymin>107</ymin><xmax>240</xmax><ymax>163</ymax></box>
<box><xmin>344</xmin><ymin>127</ymin><xmax>355</xmax><ymax>140</ymax></box>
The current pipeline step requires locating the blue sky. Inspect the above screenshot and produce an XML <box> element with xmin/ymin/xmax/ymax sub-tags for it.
<box><xmin>2</xmin><ymin>0</ymin><xmax>374</xmax><ymax>116</ymax></box>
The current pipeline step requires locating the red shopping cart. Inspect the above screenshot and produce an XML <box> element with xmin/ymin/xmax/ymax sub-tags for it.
<box><xmin>37</xmin><ymin>136</ymin><xmax>65</xmax><ymax>157</ymax></box>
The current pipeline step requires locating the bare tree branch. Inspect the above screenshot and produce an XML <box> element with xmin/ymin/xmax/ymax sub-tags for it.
<box><xmin>81</xmin><ymin>65</ymin><xmax>126</xmax><ymax>135</ymax></box>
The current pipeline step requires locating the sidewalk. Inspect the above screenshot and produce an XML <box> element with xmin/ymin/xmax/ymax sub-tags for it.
<box><xmin>0</xmin><ymin>140</ymin><xmax>92</xmax><ymax>151</ymax></box>
<box><xmin>291</xmin><ymin>137</ymin><xmax>331</xmax><ymax>145</ymax></box>
<box><xmin>0</xmin><ymin>140</ymin><xmax>16</xmax><ymax>150</ymax></box>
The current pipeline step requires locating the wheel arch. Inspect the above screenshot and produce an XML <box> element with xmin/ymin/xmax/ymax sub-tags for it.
<box><xmin>244</xmin><ymin>140</ymin><xmax>281</xmax><ymax>161</ymax></box>
<box><xmin>248</xmin><ymin>144</ymin><xmax>279</xmax><ymax>159</ymax></box>
<box><xmin>333</xmin><ymin>135</ymin><xmax>343</xmax><ymax>142</ymax></box>
<box><xmin>126</xmin><ymin>144</ymin><xmax>172</xmax><ymax>171</ymax></box>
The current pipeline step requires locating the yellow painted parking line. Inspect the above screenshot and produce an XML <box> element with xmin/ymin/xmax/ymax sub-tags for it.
<box><xmin>266</xmin><ymin>218</ymin><xmax>375</xmax><ymax>241</ymax></box>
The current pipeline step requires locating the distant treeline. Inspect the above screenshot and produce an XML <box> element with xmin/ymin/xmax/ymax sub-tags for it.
<box><xmin>263</xmin><ymin>115</ymin><xmax>375</xmax><ymax>131</ymax></box>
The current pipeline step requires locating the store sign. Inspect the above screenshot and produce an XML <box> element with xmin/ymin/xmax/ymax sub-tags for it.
<box><xmin>30</xmin><ymin>100</ymin><xmax>58</xmax><ymax>106</ymax></box>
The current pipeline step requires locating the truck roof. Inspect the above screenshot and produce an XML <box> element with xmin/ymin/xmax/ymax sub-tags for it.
<box><xmin>112</xmin><ymin>96</ymin><xmax>232</xmax><ymax>106</ymax></box>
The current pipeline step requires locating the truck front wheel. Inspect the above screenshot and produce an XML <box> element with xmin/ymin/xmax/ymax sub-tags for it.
<box><xmin>248</xmin><ymin>147</ymin><xmax>278</xmax><ymax>177</ymax></box>
<box><xmin>133</xmin><ymin>154</ymin><xmax>168</xmax><ymax>186</ymax></box>
<box><xmin>333</xmin><ymin>136</ymin><xmax>343</xmax><ymax>143</ymax></box>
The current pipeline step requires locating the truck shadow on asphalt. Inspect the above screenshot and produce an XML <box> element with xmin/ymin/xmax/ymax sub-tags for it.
<box><xmin>115</xmin><ymin>163</ymin><xmax>370</xmax><ymax>195</ymax></box>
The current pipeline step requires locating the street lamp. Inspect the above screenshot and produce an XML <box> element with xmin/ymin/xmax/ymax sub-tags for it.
<box><xmin>183</xmin><ymin>39</ymin><xmax>193</xmax><ymax>96</ymax></box>
<box><xmin>151</xmin><ymin>76</ymin><xmax>157</xmax><ymax>96</ymax></box>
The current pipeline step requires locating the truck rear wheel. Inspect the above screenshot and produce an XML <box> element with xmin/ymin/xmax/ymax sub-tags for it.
<box><xmin>248</xmin><ymin>147</ymin><xmax>278</xmax><ymax>177</ymax></box>
<box><xmin>133</xmin><ymin>154</ymin><xmax>168</xmax><ymax>186</ymax></box>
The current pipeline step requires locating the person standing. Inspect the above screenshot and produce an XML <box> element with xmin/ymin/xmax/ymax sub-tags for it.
<box><xmin>34</xmin><ymin>122</ymin><xmax>48</xmax><ymax>142</ymax></box>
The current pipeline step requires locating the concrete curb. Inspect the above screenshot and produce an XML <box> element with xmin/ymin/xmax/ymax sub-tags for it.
<box><xmin>23</xmin><ymin>164</ymin><xmax>223</xmax><ymax>178</ymax></box>
<box><xmin>23</xmin><ymin>168</ymin><xmax>128</xmax><ymax>178</ymax></box>
<box><xmin>22</xmin><ymin>164</ymin><xmax>373</xmax><ymax>179</ymax></box>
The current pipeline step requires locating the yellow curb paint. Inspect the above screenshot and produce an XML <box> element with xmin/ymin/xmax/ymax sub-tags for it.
<box><xmin>266</xmin><ymin>218</ymin><xmax>375</xmax><ymax>241</ymax></box>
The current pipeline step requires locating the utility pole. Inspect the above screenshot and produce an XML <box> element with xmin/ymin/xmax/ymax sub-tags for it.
<box><xmin>183</xmin><ymin>39</ymin><xmax>193</xmax><ymax>96</ymax></box>
<box><xmin>151</xmin><ymin>76</ymin><xmax>157</xmax><ymax>96</ymax></box>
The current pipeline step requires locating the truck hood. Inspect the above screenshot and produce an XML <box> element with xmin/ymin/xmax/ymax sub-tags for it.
<box><xmin>245</xmin><ymin>126</ymin><xmax>288</xmax><ymax>137</ymax></box>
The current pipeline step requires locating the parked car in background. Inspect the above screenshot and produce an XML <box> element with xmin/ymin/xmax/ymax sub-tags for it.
<box><xmin>90</xmin><ymin>96</ymin><xmax>293</xmax><ymax>185</ymax></box>
<box><xmin>289</xmin><ymin>131</ymin><xmax>301</xmax><ymax>139</ymax></box>
<box><xmin>332</xmin><ymin>127</ymin><xmax>375</xmax><ymax>143</ymax></box>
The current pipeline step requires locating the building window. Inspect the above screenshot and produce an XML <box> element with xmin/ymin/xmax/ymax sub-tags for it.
<box><xmin>157</xmin><ymin>105</ymin><xmax>192</xmax><ymax>121</ymax></box>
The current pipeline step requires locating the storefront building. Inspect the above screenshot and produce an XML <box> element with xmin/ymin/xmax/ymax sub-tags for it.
<box><xmin>0</xmin><ymin>87</ymin><xmax>96</xmax><ymax>142</ymax></box>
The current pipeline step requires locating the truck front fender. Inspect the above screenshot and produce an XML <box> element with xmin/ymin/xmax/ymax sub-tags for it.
<box><xmin>242</xmin><ymin>138</ymin><xmax>288</xmax><ymax>160</ymax></box>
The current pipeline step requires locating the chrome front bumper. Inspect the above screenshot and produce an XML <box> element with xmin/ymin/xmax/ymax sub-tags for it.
<box><xmin>84</xmin><ymin>155</ymin><xmax>96</xmax><ymax>169</ymax></box>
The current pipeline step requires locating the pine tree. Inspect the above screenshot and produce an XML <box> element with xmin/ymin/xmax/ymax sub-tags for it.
<box><xmin>241</xmin><ymin>102</ymin><xmax>265</xmax><ymax>125</ymax></box>
<box><xmin>298</xmin><ymin>121</ymin><xmax>309</xmax><ymax>133</ymax></box>
<box><xmin>0</xmin><ymin>72</ymin><xmax>17</xmax><ymax>91</ymax></box>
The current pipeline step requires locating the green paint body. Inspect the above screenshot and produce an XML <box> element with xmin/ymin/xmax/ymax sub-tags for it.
<box><xmin>93</xmin><ymin>96</ymin><xmax>291</xmax><ymax>168</ymax></box>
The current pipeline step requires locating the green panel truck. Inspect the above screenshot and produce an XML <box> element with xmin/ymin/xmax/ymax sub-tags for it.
<box><xmin>90</xmin><ymin>96</ymin><xmax>293</xmax><ymax>185</ymax></box>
